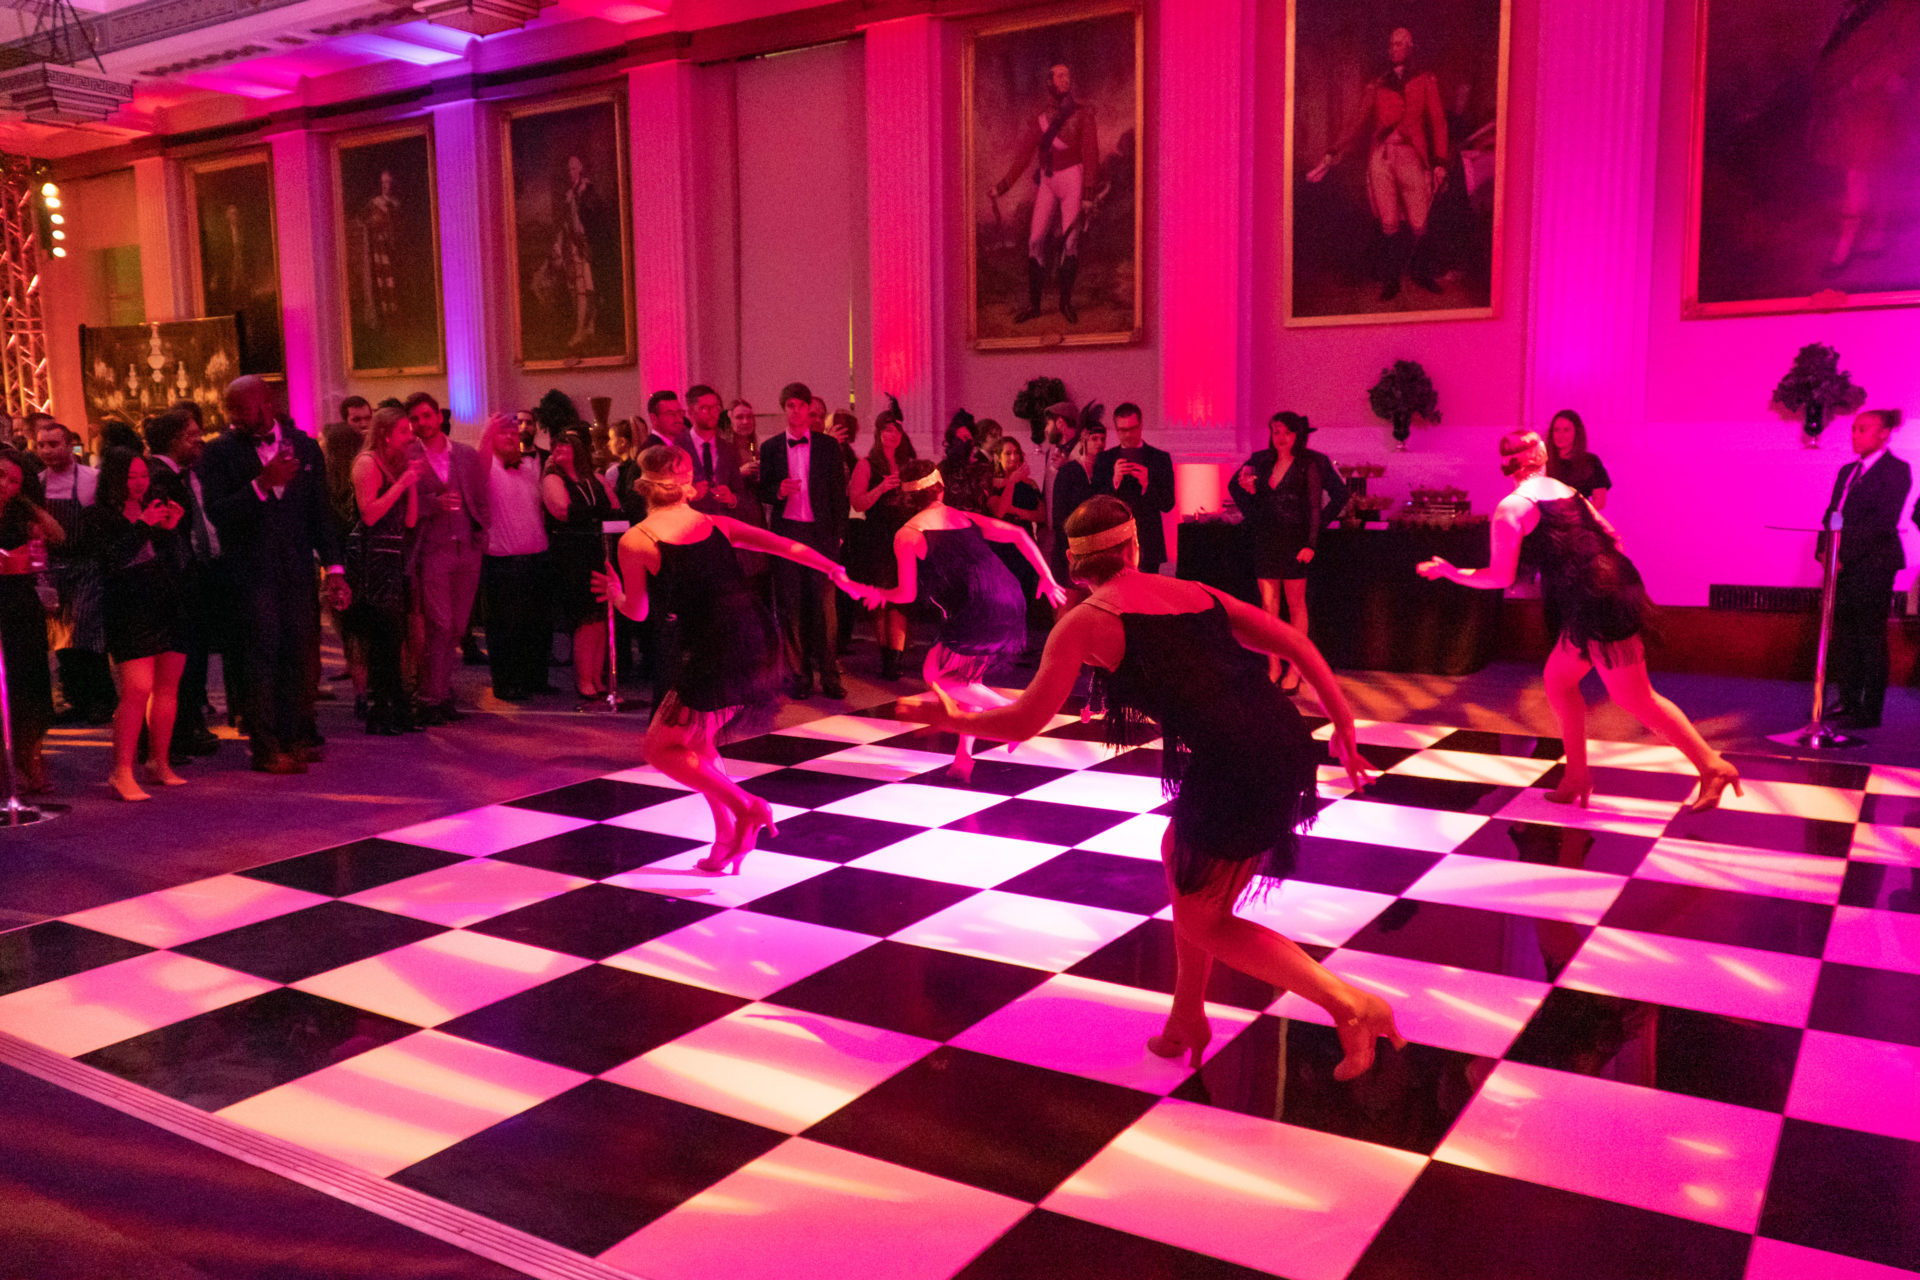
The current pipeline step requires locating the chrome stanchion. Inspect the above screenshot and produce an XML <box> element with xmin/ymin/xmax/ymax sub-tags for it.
<box><xmin>594</xmin><ymin>519</ymin><xmax>637</xmax><ymax>714</ymax></box>
<box><xmin>0</xmin><ymin>623</ymin><xmax>60</xmax><ymax>827</ymax></box>
<box><xmin>1768</xmin><ymin>520</ymin><xmax>1856</xmax><ymax>751</ymax></box>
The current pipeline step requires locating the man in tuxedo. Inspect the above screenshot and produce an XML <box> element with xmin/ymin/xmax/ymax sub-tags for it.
<box><xmin>1821</xmin><ymin>408</ymin><xmax>1911</xmax><ymax>730</ymax></box>
<box><xmin>406</xmin><ymin>392</ymin><xmax>490</xmax><ymax>723</ymax></box>
<box><xmin>144</xmin><ymin>408</ymin><xmax>222</xmax><ymax>757</ymax></box>
<box><xmin>756</xmin><ymin>380</ymin><xmax>849</xmax><ymax>699</ymax></box>
<box><xmin>1090</xmin><ymin>401</ymin><xmax>1177</xmax><ymax>573</ymax></box>
<box><xmin>198</xmin><ymin>376</ymin><xmax>347</xmax><ymax>773</ymax></box>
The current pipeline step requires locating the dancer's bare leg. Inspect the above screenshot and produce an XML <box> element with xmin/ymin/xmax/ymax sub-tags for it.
<box><xmin>1592</xmin><ymin>654</ymin><xmax>1738</xmax><ymax>807</ymax></box>
<box><xmin>110</xmin><ymin>657</ymin><xmax>154</xmax><ymax>802</ymax></box>
<box><xmin>641</xmin><ymin>715</ymin><xmax>768</xmax><ymax>872</ymax></box>
<box><xmin>145</xmin><ymin>651</ymin><xmax>187</xmax><ymax>786</ymax></box>
<box><xmin>1542</xmin><ymin>641</ymin><xmax>1592</xmax><ymax>804</ymax></box>
<box><xmin>1280</xmin><ymin>578</ymin><xmax>1309</xmax><ymax>691</ymax></box>
<box><xmin>1152</xmin><ymin>858</ymin><xmax>1217</xmax><ymax>1066</ymax></box>
<box><xmin>1256</xmin><ymin>579</ymin><xmax>1283</xmax><ymax>682</ymax></box>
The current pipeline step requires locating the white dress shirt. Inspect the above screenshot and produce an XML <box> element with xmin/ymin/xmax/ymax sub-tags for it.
<box><xmin>782</xmin><ymin>432</ymin><xmax>815</xmax><ymax>523</ymax></box>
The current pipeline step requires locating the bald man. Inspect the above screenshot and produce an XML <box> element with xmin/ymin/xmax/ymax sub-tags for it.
<box><xmin>197</xmin><ymin>376</ymin><xmax>348</xmax><ymax>773</ymax></box>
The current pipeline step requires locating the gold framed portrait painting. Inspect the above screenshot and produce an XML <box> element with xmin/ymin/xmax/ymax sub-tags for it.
<box><xmin>1283</xmin><ymin>0</ymin><xmax>1512</xmax><ymax>326</ymax></box>
<box><xmin>184</xmin><ymin>151</ymin><xmax>284</xmax><ymax>375</ymax></box>
<box><xmin>964</xmin><ymin>1</ymin><xmax>1144</xmax><ymax>349</ymax></box>
<box><xmin>500</xmin><ymin>89</ymin><xmax>635</xmax><ymax>369</ymax></box>
<box><xmin>332</xmin><ymin>122</ymin><xmax>444</xmax><ymax>376</ymax></box>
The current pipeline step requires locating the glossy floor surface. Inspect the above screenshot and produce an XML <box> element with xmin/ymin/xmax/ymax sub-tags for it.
<box><xmin>3</xmin><ymin>694</ymin><xmax>1917</xmax><ymax>1280</ymax></box>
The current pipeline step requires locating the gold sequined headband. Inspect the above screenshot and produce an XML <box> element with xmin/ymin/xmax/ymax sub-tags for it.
<box><xmin>1067</xmin><ymin>520</ymin><xmax>1136</xmax><ymax>555</ymax></box>
<box><xmin>900</xmin><ymin>470</ymin><xmax>943</xmax><ymax>492</ymax></box>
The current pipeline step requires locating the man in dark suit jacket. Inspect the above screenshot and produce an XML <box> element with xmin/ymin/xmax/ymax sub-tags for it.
<box><xmin>405</xmin><ymin>392</ymin><xmax>491</xmax><ymax>723</ymax></box>
<box><xmin>1822</xmin><ymin>408</ymin><xmax>1911</xmax><ymax>729</ymax></box>
<box><xmin>756</xmin><ymin>380</ymin><xmax>849</xmax><ymax>698</ymax></box>
<box><xmin>197</xmin><ymin>376</ymin><xmax>347</xmax><ymax>773</ymax></box>
<box><xmin>1090</xmin><ymin>401</ymin><xmax>1177</xmax><ymax>572</ymax></box>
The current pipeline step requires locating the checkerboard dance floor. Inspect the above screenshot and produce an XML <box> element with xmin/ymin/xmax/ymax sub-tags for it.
<box><xmin>4</xmin><ymin>703</ymin><xmax>1919</xmax><ymax>1280</ymax></box>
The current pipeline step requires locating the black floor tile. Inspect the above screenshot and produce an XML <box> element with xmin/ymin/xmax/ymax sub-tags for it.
<box><xmin>1504</xmin><ymin>987</ymin><xmax>1802</xmax><ymax>1111</ymax></box>
<box><xmin>955</xmin><ymin>1209</ymin><xmax>1276</xmax><ymax>1280</ymax></box>
<box><xmin>466</xmin><ymin>884</ymin><xmax>720</xmax><ymax>960</ymax></box>
<box><xmin>1322</xmin><ymin>742</ymin><xmax>1422</xmax><ymax>771</ymax></box>
<box><xmin>1807</xmin><ymin>963</ymin><xmax>1920</xmax><ymax>1048</ymax></box>
<box><xmin>487</xmin><ymin>824</ymin><xmax>703</xmax><ymax>879</ymax></box>
<box><xmin>1451</xmin><ymin>820</ymin><xmax>1655</xmax><ymax>876</ymax></box>
<box><xmin>172</xmin><ymin>902</ymin><xmax>446</xmax><ymax>984</ymax></box>
<box><xmin>1290</xmin><ymin>837</ymin><xmax>1442</xmax><ymax>895</ymax></box>
<box><xmin>1042</xmin><ymin>716</ymin><xmax>1115</xmax><ymax>742</ymax></box>
<box><xmin>804</xmin><ymin>1045</ymin><xmax>1155</xmax><ymax>1201</ymax></box>
<box><xmin>1533</xmin><ymin>764</ymin><xmax>1700</xmax><ymax>803</ymax></box>
<box><xmin>1661</xmin><ymin>807</ymin><xmax>1855</xmax><ymax>858</ymax></box>
<box><xmin>437</xmin><ymin>964</ymin><xmax>746</xmax><ymax>1074</ymax></box>
<box><xmin>769</xmin><ymin>940</ymin><xmax>1049</xmax><ymax>1040</ymax></box>
<box><xmin>910</xmin><ymin>759</ymin><xmax>1074</xmax><ymax>794</ymax></box>
<box><xmin>237</xmin><ymin>839</ymin><xmax>466</xmax><ymax>897</ymax></box>
<box><xmin>756</xmin><ymin>811</ymin><xmax>923</xmax><ymax>863</ymax></box>
<box><xmin>998</xmin><ymin>850</ymin><xmax>1171</xmax><ymax>916</ymax></box>
<box><xmin>1064</xmin><ymin>919</ymin><xmax>1304</xmax><ymax>1010</ymax></box>
<box><xmin>1358</xmin><ymin>772</ymin><xmax>1517</xmax><ymax>815</ymax></box>
<box><xmin>1723</xmin><ymin>752</ymin><xmax>1870</xmax><ymax>791</ymax></box>
<box><xmin>1342</xmin><ymin>900</ymin><xmax>1588</xmax><ymax>982</ymax></box>
<box><xmin>1838</xmin><ymin>862</ymin><xmax>1920</xmax><ymax>914</ymax></box>
<box><xmin>1172</xmin><ymin>1016</ymin><xmax>1476</xmax><ymax>1154</ymax></box>
<box><xmin>1429</xmin><ymin>730</ymin><xmax>1565</xmax><ymax>759</ymax></box>
<box><xmin>1757</xmin><ymin>1118</ymin><xmax>1920</xmax><ymax>1272</ymax></box>
<box><xmin>78</xmin><ymin>988</ymin><xmax>416</xmax><ymax>1111</ymax></box>
<box><xmin>1859</xmin><ymin>793</ymin><xmax>1920</xmax><ymax>829</ymax></box>
<box><xmin>1349</xmin><ymin>1161</ymin><xmax>1752</xmax><ymax>1280</ymax></box>
<box><xmin>391</xmin><ymin>1079</ymin><xmax>784</xmax><ymax>1257</ymax></box>
<box><xmin>740</xmin><ymin>768</ymin><xmax>888</xmax><ymax>809</ymax></box>
<box><xmin>1599</xmin><ymin>880</ymin><xmax>1832</xmax><ymax>957</ymax></box>
<box><xmin>502</xmin><ymin>778</ymin><xmax>683</xmax><ymax>821</ymax></box>
<box><xmin>719</xmin><ymin>733</ymin><xmax>849</xmax><ymax>765</ymax></box>
<box><xmin>746</xmin><ymin>866</ymin><xmax>976</xmax><ymax>936</ymax></box>
<box><xmin>0</xmin><ymin>921</ymin><xmax>150</xmax><ymax>997</ymax></box>
<box><xmin>946</xmin><ymin>798</ymin><xmax>1128</xmax><ymax>846</ymax></box>
<box><xmin>1088</xmin><ymin>747</ymin><xmax>1165</xmax><ymax>778</ymax></box>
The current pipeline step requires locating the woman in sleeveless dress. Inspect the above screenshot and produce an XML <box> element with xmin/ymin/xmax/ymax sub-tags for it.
<box><xmin>907</xmin><ymin>496</ymin><xmax>1403</xmax><ymax>1081</ymax></box>
<box><xmin>847</xmin><ymin>403</ymin><xmax>917</xmax><ymax>679</ymax></box>
<box><xmin>870</xmin><ymin>459</ymin><xmax>1067</xmax><ymax>786</ymax></box>
<box><xmin>1418</xmin><ymin>430</ymin><xmax>1740</xmax><ymax>810</ymax></box>
<box><xmin>595</xmin><ymin>444</ymin><xmax>879</xmax><ymax>874</ymax></box>
<box><xmin>347</xmin><ymin>407</ymin><xmax>424</xmax><ymax>736</ymax></box>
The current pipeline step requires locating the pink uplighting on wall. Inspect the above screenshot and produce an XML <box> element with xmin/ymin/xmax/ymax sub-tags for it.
<box><xmin>628</xmin><ymin>60</ymin><xmax>694</xmax><ymax>398</ymax></box>
<box><xmin>864</xmin><ymin>15</ymin><xmax>942</xmax><ymax>437</ymax></box>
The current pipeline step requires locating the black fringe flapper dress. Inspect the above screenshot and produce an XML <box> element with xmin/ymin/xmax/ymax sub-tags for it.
<box><xmin>1521</xmin><ymin>495</ymin><xmax>1654</xmax><ymax>668</ymax></box>
<box><xmin>1085</xmin><ymin>597</ymin><xmax>1319</xmax><ymax>896</ymax></box>
<box><xmin>920</xmin><ymin>523</ymin><xmax>1028</xmax><ymax>683</ymax></box>
<box><xmin>640</xmin><ymin>524</ymin><xmax>779</xmax><ymax>740</ymax></box>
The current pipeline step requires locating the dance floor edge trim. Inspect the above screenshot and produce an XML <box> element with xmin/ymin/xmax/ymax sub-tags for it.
<box><xmin>0</xmin><ymin>1027</ymin><xmax>637</xmax><ymax>1280</ymax></box>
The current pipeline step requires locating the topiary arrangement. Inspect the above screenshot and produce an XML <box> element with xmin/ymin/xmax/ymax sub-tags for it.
<box><xmin>1771</xmin><ymin>343</ymin><xmax>1866</xmax><ymax>448</ymax></box>
<box><xmin>1012</xmin><ymin>375</ymin><xmax>1067</xmax><ymax>444</ymax></box>
<box><xmin>1367</xmin><ymin>360</ymin><xmax>1442</xmax><ymax>450</ymax></box>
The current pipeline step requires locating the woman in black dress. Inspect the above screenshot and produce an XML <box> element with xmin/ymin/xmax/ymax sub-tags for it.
<box><xmin>871</xmin><ymin>459</ymin><xmax>1067</xmax><ymax>785</ymax></box>
<box><xmin>1047</xmin><ymin>415</ymin><xmax>1106</xmax><ymax>587</ymax></box>
<box><xmin>0</xmin><ymin>449</ymin><xmax>60</xmax><ymax>793</ymax></box>
<box><xmin>909</xmin><ymin>496</ymin><xmax>1399</xmax><ymax>1078</ymax></box>
<box><xmin>543</xmin><ymin>431</ymin><xmax>619</xmax><ymax>701</ymax></box>
<box><xmin>1545</xmin><ymin>409</ymin><xmax>1612</xmax><ymax>509</ymax></box>
<box><xmin>1232</xmin><ymin>411</ymin><xmax>1347</xmax><ymax>690</ymax></box>
<box><xmin>848</xmin><ymin>404</ymin><xmax>917</xmax><ymax>678</ymax></box>
<box><xmin>938</xmin><ymin>411</ymin><xmax>994</xmax><ymax>514</ymax></box>
<box><xmin>1418</xmin><ymin>430</ymin><xmax>1739</xmax><ymax>810</ymax></box>
<box><xmin>597</xmin><ymin>445</ymin><xmax>877</xmax><ymax>873</ymax></box>
<box><xmin>347</xmin><ymin>407</ymin><xmax>424</xmax><ymax>735</ymax></box>
<box><xmin>87</xmin><ymin>448</ymin><xmax>190</xmax><ymax>801</ymax></box>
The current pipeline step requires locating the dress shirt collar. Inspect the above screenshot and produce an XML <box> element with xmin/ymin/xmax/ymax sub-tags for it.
<box><xmin>1855</xmin><ymin>447</ymin><xmax>1888</xmax><ymax>476</ymax></box>
<box><xmin>786</xmin><ymin>430</ymin><xmax>810</xmax><ymax>447</ymax></box>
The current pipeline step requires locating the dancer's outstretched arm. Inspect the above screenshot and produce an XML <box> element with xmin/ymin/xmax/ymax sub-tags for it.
<box><xmin>1416</xmin><ymin>493</ymin><xmax>1530</xmax><ymax>590</ymax></box>
<box><xmin>965</xmin><ymin>510</ymin><xmax>1070</xmax><ymax>605</ymax></box>
<box><xmin>713</xmin><ymin>515</ymin><xmax>879</xmax><ymax>606</ymax></box>
<box><xmin>909</xmin><ymin>606</ymin><xmax>1107</xmax><ymax>742</ymax></box>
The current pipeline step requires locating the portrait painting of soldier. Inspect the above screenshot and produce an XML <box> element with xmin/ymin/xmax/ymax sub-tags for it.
<box><xmin>189</xmin><ymin>155</ymin><xmax>285</xmax><ymax>375</ymax></box>
<box><xmin>334</xmin><ymin>125</ymin><xmax>444</xmax><ymax>375</ymax></box>
<box><xmin>1689</xmin><ymin>0</ymin><xmax>1920</xmax><ymax>315</ymax></box>
<box><xmin>967</xmin><ymin>4</ymin><xmax>1143</xmax><ymax>349</ymax></box>
<box><xmin>1285</xmin><ymin>0</ymin><xmax>1510</xmax><ymax>325</ymax></box>
<box><xmin>504</xmin><ymin>93</ymin><xmax>634</xmax><ymax>369</ymax></box>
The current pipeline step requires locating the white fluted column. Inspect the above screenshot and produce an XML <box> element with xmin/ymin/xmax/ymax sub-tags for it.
<box><xmin>629</xmin><ymin>60</ymin><xmax>695</xmax><ymax>398</ymax></box>
<box><xmin>133</xmin><ymin>156</ymin><xmax>190</xmax><ymax>322</ymax></box>
<box><xmin>1157</xmin><ymin>0</ymin><xmax>1253</xmax><ymax>459</ymax></box>
<box><xmin>268</xmin><ymin>129</ymin><xmax>337</xmax><ymax>434</ymax></box>
<box><xmin>433</xmin><ymin>99</ymin><xmax>503</xmax><ymax>432</ymax></box>
<box><xmin>1522</xmin><ymin>0</ymin><xmax>1660</xmax><ymax>436</ymax></box>
<box><xmin>864</xmin><ymin>14</ymin><xmax>943</xmax><ymax>438</ymax></box>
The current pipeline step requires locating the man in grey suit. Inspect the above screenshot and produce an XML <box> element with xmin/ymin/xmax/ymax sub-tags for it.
<box><xmin>405</xmin><ymin>392</ymin><xmax>490</xmax><ymax>724</ymax></box>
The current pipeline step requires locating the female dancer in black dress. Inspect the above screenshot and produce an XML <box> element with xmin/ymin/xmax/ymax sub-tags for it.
<box><xmin>1418</xmin><ymin>431</ymin><xmax>1740</xmax><ymax>810</ymax></box>
<box><xmin>87</xmin><ymin>448</ymin><xmax>190</xmax><ymax>801</ymax></box>
<box><xmin>0</xmin><ymin>449</ymin><xmax>60</xmax><ymax>793</ymax></box>
<box><xmin>1544</xmin><ymin>409</ymin><xmax>1612</xmax><ymax>509</ymax></box>
<box><xmin>1232</xmin><ymin>411</ymin><xmax>1347</xmax><ymax>689</ymax></box>
<box><xmin>909</xmin><ymin>496</ymin><xmax>1399</xmax><ymax>1077</ymax></box>
<box><xmin>596</xmin><ymin>445</ymin><xmax>878</xmax><ymax>873</ymax></box>
<box><xmin>848</xmin><ymin>403</ymin><xmax>917</xmax><ymax>678</ymax></box>
<box><xmin>871</xmin><ymin>459</ymin><xmax>1066</xmax><ymax>785</ymax></box>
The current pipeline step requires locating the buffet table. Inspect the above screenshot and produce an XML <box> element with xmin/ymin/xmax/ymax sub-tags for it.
<box><xmin>1175</xmin><ymin>520</ymin><xmax>1505</xmax><ymax>675</ymax></box>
